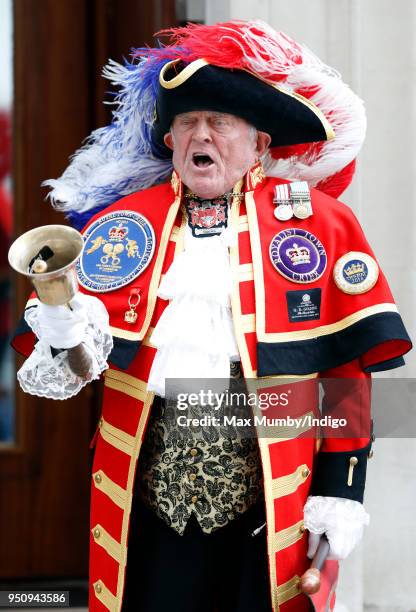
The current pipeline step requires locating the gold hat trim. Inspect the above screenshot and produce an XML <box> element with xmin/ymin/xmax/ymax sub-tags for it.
<box><xmin>159</xmin><ymin>58</ymin><xmax>209</xmax><ymax>89</ymax></box>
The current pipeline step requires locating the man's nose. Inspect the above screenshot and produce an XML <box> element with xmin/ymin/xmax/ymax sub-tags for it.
<box><xmin>192</xmin><ymin>121</ymin><xmax>212</xmax><ymax>143</ymax></box>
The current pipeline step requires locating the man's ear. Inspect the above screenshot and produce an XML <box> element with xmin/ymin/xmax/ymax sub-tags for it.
<box><xmin>256</xmin><ymin>131</ymin><xmax>272</xmax><ymax>157</ymax></box>
<box><xmin>164</xmin><ymin>131</ymin><xmax>174</xmax><ymax>151</ymax></box>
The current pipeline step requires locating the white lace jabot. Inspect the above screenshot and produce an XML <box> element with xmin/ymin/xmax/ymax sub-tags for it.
<box><xmin>147</xmin><ymin>224</ymin><xmax>240</xmax><ymax>397</ymax></box>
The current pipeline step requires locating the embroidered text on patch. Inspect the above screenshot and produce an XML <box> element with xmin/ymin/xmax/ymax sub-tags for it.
<box><xmin>269</xmin><ymin>228</ymin><xmax>327</xmax><ymax>283</ymax></box>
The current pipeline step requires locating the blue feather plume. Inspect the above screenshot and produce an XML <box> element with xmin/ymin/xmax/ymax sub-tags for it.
<box><xmin>43</xmin><ymin>48</ymin><xmax>184</xmax><ymax>228</ymax></box>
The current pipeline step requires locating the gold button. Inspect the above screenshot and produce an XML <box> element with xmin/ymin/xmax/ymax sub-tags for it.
<box><xmin>189</xmin><ymin>473</ymin><xmax>197</xmax><ymax>481</ymax></box>
<box><xmin>302</xmin><ymin>467</ymin><xmax>310</xmax><ymax>478</ymax></box>
<box><xmin>299</xmin><ymin>524</ymin><xmax>305</xmax><ymax>534</ymax></box>
<box><xmin>190</xmin><ymin>448</ymin><xmax>198</xmax><ymax>457</ymax></box>
<box><xmin>94</xmin><ymin>473</ymin><xmax>102</xmax><ymax>484</ymax></box>
<box><xmin>93</xmin><ymin>527</ymin><xmax>101</xmax><ymax>539</ymax></box>
<box><xmin>99</xmin><ymin>418</ymin><xmax>103</xmax><ymax>428</ymax></box>
<box><xmin>350</xmin><ymin>456</ymin><xmax>358</xmax><ymax>466</ymax></box>
<box><xmin>371</xmin><ymin>433</ymin><xmax>376</xmax><ymax>442</ymax></box>
<box><xmin>368</xmin><ymin>449</ymin><xmax>374</xmax><ymax>459</ymax></box>
<box><xmin>191</xmin><ymin>495</ymin><xmax>198</xmax><ymax>504</ymax></box>
<box><xmin>94</xmin><ymin>583</ymin><xmax>102</xmax><ymax>594</ymax></box>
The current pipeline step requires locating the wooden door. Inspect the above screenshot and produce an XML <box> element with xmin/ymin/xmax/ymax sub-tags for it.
<box><xmin>0</xmin><ymin>0</ymin><xmax>176</xmax><ymax>579</ymax></box>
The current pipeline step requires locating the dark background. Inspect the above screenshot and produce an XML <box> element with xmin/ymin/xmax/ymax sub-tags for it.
<box><xmin>0</xmin><ymin>0</ymin><xmax>177</xmax><ymax>594</ymax></box>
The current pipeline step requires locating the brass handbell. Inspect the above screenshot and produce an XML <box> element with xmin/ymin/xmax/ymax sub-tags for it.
<box><xmin>8</xmin><ymin>224</ymin><xmax>92</xmax><ymax>379</ymax></box>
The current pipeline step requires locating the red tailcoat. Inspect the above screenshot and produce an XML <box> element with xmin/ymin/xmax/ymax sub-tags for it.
<box><xmin>13</xmin><ymin>165</ymin><xmax>411</xmax><ymax>611</ymax></box>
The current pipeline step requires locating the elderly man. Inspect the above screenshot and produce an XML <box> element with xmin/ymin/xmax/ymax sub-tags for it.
<box><xmin>13</xmin><ymin>20</ymin><xmax>411</xmax><ymax>612</ymax></box>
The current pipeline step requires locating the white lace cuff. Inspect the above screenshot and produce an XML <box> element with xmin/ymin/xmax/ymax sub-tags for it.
<box><xmin>17</xmin><ymin>296</ymin><xmax>113</xmax><ymax>400</ymax></box>
<box><xmin>304</xmin><ymin>495</ymin><xmax>370</xmax><ymax>560</ymax></box>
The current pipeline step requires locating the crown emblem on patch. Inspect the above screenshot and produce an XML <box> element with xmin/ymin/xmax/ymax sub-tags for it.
<box><xmin>286</xmin><ymin>242</ymin><xmax>310</xmax><ymax>265</ymax></box>
<box><xmin>333</xmin><ymin>251</ymin><xmax>379</xmax><ymax>295</ymax></box>
<box><xmin>78</xmin><ymin>211</ymin><xmax>155</xmax><ymax>293</ymax></box>
<box><xmin>344</xmin><ymin>262</ymin><xmax>365</xmax><ymax>277</ymax></box>
<box><xmin>108</xmin><ymin>222</ymin><xmax>128</xmax><ymax>241</ymax></box>
<box><xmin>269</xmin><ymin>228</ymin><xmax>326</xmax><ymax>284</ymax></box>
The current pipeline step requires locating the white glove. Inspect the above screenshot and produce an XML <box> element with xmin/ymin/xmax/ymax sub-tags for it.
<box><xmin>36</xmin><ymin>293</ymin><xmax>90</xmax><ymax>349</ymax></box>
<box><xmin>19</xmin><ymin>292</ymin><xmax>113</xmax><ymax>399</ymax></box>
<box><xmin>304</xmin><ymin>495</ymin><xmax>370</xmax><ymax>560</ymax></box>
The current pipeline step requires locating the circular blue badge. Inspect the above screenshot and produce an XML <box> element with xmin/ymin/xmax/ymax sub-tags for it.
<box><xmin>269</xmin><ymin>228</ymin><xmax>327</xmax><ymax>283</ymax></box>
<box><xmin>77</xmin><ymin>211</ymin><xmax>156</xmax><ymax>292</ymax></box>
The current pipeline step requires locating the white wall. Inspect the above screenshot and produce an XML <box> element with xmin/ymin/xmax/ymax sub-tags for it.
<box><xmin>206</xmin><ymin>2</ymin><xmax>416</xmax><ymax>610</ymax></box>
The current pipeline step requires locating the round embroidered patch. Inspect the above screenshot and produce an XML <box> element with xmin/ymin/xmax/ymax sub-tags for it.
<box><xmin>269</xmin><ymin>229</ymin><xmax>327</xmax><ymax>283</ymax></box>
<box><xmin>333</xmin><ymin>251</ymin><xmax>379</xmax><ymax>294</ymax></box>
<box><xmin>77</xmin><ymin>211</ymin><xmax>156</xmax><ymax>292</ymax></box>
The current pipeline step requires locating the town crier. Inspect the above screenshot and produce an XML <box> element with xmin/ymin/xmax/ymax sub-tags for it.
<box><xmin>12</xmin><ymin>20</ymin><xmax>411</xmax><ymax>612</ymax></box>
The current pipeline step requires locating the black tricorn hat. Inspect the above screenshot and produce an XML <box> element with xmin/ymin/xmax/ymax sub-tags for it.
<box><xmin>152</xmin><ymin>59</ymin><xmax>334</xmax><ymax>156</ymax></box>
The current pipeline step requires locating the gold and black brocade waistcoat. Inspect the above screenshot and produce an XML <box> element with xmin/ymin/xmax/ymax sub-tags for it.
<box><xmin>136</xmin><ymin>368</ymin><xmax>264</xmax><ymax>535</ymax></box>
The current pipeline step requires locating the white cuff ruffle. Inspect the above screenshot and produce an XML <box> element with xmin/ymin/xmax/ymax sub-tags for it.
<box><xmin>18</xmin><ymin>295</ymin><xmax>113</xmax><ymax>400</ymax></box>
<box><xmin>304</xmin><ymin>495</ymin><xmax>370</xmax><ymax>560</ymax></box>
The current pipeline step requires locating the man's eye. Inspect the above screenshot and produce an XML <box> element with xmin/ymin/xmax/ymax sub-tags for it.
<box><xmin>178</xmin><ymin>118</ymin><xmax>195</xmax><ymax>127</ymax></box>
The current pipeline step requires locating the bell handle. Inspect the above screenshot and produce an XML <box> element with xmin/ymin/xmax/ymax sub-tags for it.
<box><xmin>67</xmin><ymin>343</ymin><xmax>93</xmax><ymax>379</ymax></box>
<box><xmin>299</xmin><ymin>535</ymin><xmax>330</xmax><ymax>595</ymax></box>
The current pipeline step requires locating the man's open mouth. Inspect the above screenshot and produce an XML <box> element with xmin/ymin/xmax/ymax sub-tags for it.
<box><xmin>192</xmin><ymin>153</ymin><xmax>214</xmax><ymax>168</ymax></box>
